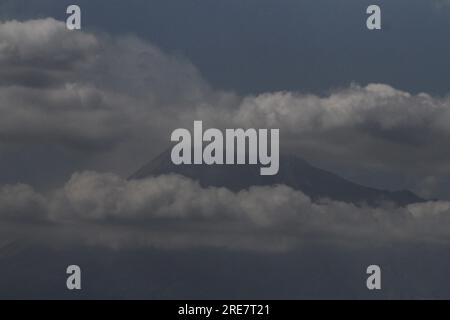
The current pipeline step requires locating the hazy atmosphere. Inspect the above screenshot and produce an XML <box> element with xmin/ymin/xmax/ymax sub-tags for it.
<box><xmin>1</xmin><ymin>0</ymin><xmax>450</xmax><ymax>299</ymax></box>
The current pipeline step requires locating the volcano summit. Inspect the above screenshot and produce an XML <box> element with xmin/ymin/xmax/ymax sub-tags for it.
<box><xmin>130</xmin><ymin>150</ymin><xmax>423</xmax><ymax>207</ymax></box>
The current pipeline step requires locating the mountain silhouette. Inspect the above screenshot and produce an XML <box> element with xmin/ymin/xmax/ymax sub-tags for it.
<box><xmin>129</xmin><ymin>149</ymin><xmax>423</xmax><ymax>207</ymax></box>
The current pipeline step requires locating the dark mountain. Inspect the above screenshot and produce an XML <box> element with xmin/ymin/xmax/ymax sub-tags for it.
<box><xmin>129</xmin><ymin>149</ymin><xmax>424</xmax><ymax>207</ymax></box>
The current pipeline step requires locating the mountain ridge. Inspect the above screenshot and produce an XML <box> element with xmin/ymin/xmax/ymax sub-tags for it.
<box><xmin>129</xmin><ymin>149</ymin><xmax>424</xmax><ymax>207</ymax></box>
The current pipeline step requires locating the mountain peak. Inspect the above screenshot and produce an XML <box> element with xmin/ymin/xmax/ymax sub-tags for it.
<box><xmin>130</xmin><ymin>150</ymin><xmax>424</xmax><ymax>207</ymax></box>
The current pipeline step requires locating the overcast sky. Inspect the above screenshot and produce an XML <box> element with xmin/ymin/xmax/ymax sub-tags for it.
<box><xmin>0</xmin><ymin>0</ymin><xmax>450</xmax><ymax>196</ymax></box>
<box><xmin>3</xmin><ymin>0</ymin><xmax>450</xmax><ymax>95</ymax></box>
<box><xmin>2</xmin><ymin>0</ymin><xmax>450</xmax><ymax>299</ymax></box>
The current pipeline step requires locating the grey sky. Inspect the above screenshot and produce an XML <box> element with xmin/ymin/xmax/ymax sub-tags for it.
<box><xmin>2</xmin><ymin>0</ymin><xmax>450</xmax><ymax>299</ymax></box>
<box><xmin>1</xmin><ymin>0</ymin><xmax>450</xmax><ymax>95</ymax></box>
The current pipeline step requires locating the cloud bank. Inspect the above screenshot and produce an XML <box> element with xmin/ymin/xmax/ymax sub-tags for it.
<box><xmin>0</xmin><ymin>172</ymin><xmax>449</xmax><ymax>251</ymax></box>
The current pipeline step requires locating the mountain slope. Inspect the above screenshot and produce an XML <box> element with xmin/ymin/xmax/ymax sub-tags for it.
<box><xmin>130</xmin><ymin>149</ymin><xmax>423</xmax><ymax>206</ymax></box>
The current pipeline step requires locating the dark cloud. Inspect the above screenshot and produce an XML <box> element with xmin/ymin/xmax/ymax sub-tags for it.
<box><xmin>2</xmin><ymin>19</ymin><xmax>450</xmax><ymax>198</ymax></box>
<box><xmin>0</xmin><ymin>183</ymin><xmax>46</xmax><ymax>222</ymax></box>
<box><xmin>0</xmin><ymin>10</ymin><xmax>449</xmax><ymax>299</ymax></box>
<box><xmin>0</xmin><ymin>18</ymin><xmax>216</xmax><ymax>177</ymax></box>
<box><xmin>1</xmin><ymin>19</ymin><xmax>450</xmax><ymax>251</ymax></box>
<box><xmin>0</xmin><ymin>171</ymin><xmax>449</xmax><ymax>251</ymax></box>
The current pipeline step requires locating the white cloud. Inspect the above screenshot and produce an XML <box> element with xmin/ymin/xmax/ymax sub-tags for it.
<box><xmin>0</xmin><ymin>18</ymin><xmax>98</xmax><ymax>67</ymax></box>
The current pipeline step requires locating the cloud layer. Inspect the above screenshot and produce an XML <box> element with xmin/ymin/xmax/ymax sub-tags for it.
<box><xmin>2</xmin><ymin>18</ymin><xmax>450</xmax><ymax>196</ymax></box>
<box><xmin>1</xmin><ymin>18</ymin><xmax>450</xmax><ymax>251</ymax></box>
<box><xmin>0</xmin><ymin>171</ymin><xmax>449</xmax><ymax>251</ymax></box>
